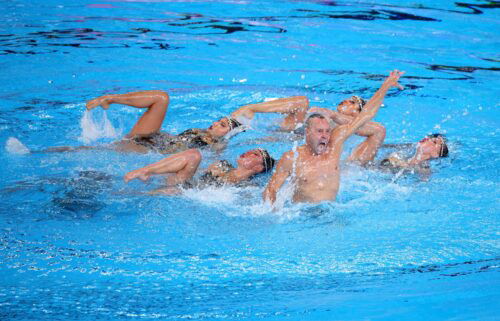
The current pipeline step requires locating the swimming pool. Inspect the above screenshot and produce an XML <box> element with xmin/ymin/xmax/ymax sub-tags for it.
<box><xmin>1</xmin><ymin>0</ymin><xmax>499</xmax><ymax>320</ymax></box>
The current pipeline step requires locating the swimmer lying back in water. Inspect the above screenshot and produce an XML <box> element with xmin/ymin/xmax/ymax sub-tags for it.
<box><xmin>124</xmin><ymin>148</ymin><xmax>275</xmax><ymax>195</ymax></box>
<box><xmin>45</xmin><ymin>91</ymin><xmax>310</xmax><ymax>154</ymax></box>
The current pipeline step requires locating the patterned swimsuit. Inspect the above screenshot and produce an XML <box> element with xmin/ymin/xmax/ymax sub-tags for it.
<box><xmin>131</xmin><ymin>129</ymin><xmax>213</xmax><ymax>154</ymax></box>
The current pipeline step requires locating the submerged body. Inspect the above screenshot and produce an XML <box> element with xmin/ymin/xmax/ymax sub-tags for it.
<box><xmin>124</xmin><ymin>148</ymin><xmax>275</xmax><ymax>195</ymax></box>
<box><xmin>84</xmin><ymin>91</ymin><xmax>310</xmax><ymax>154</ymax></box>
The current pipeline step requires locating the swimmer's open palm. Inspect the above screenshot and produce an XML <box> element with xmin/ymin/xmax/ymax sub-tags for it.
<box><xmin>384</xmin><ymin>70</ymin><xmax>405</xmax><ymax>90</ymax></box>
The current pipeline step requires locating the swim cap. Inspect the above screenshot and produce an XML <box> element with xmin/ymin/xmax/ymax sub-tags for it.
<box><xmin>256</xmin><ymin>148</ymin><xmax>276</xmax><ymax>173</ymax></box>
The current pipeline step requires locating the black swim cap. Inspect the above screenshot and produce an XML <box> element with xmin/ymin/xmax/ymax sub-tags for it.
<box><xmin>226</xmin><ymin>117</ymin><xmax>243</xmax><ymax>131</ymax></box>
<box><xmin>427</xmin><ymin>133</ymin><xmax>449</xmax><ymax>158</ymax></box>
<box><xmin>256</xmin><ymin>148</ymin><xmax>276</xmax><ymax>173</ymax></box>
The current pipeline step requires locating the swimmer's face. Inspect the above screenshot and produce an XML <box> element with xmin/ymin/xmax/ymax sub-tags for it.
<box><xmin>207</xmin><ymin>118</ymin><xmax>231</xmax><ymax>138</ymax></box>
<box><xmin>417</xmin><ymin>136</ymin><xmax>445</xmax><ymax>159</ymax></box>
<box><xmin>237</xmin><ymin>149</ymin><xmax>264</xmax><ymax>173</ymax></box>
<box><xmin>337</xmin><ymin>96</ymin><xmax>362</xmax><ymax>117</ymax></box>
<box><xmin>306</xmin><ymin>117</ymin><xmax>332</xmax><ymax>155</ymax></box>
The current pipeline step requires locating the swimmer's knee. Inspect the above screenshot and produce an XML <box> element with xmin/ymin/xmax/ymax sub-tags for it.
<box><xmin>185</xmin><ymin>148</ymin><xmax>202</xmax><ymax>163</ymax></box>
<box><xmin>151</xmin><ymin>90</ymin><xmax>170</xmax><ymax>106</ymax></box>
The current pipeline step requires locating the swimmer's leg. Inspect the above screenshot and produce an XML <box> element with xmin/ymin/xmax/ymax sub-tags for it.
<box><xmin>347</xmin><ymin>122</ymin><xmax>386</xmax><ymax>165</ymax></box>
<box><xmin>149</xmin><ymin>186</ymin><xmax>182</xmax><ymax>195</ymax></box>
<box><xmin>36</xmin><ymin>141</ymin><xmax>149</xmax><ymax>154</ymax></box>
<box><xmin>231</xmin><ymin>96</ymin><xmax>309</xmax><ymax>131</ymax></box>
<box><xmin>35</xmin><ymin>145</ymin><xmax>109</xmax><ymax>153</ymax></box>
<box><xmin>124</xmin><ymin>148</ymin><xmax>202</xmax><ymax>185</ymax></box>
<box><xmin>87</xmin><ymin>90</ymin><xmax>170</xmax><ymax>137</ymax></box>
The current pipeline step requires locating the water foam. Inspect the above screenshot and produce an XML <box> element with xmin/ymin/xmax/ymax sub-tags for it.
<box><xmin>79</xmin><ymin>110</ymin><xmax>121</xmax><ymax>144</ymax></box>
<box><xmin>5</xmin><ymin>137</ymin><xmax>30</xmax><ymax>154</ymax></box>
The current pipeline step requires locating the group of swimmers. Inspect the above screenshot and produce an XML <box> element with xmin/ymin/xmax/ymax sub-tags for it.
<box><xmin>81</xmin><ymin>70</ymin><xmax>449</xmax><ymax>204</ymax></box>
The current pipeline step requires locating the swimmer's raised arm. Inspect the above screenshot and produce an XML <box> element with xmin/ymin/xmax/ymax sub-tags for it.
<box><xmin>263</xmin><ymin>150</ymin><xmax>294</xmax><ymax>204</ymax></box>
<box><xmin>309</xmin><ymin>107</ymin><xmax>384</xmax><ymax>136</ymax></box>
<box><xmin>329</xmin><ymin>70</ymin><xmax>404</xmax><ymax>148</ymax></box>
<box><xmin>310</xmin><ymin>107</ymin><xmax>386</xmax><ymax>165</ymax></box>
<box><xmin>231</xmin><ymin>96</ymin><xmax>309</xmax><ymax>131</ymax></box>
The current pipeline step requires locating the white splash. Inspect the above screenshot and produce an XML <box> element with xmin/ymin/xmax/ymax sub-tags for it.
<box><xmin>183</xmin><ymin>185</ymin><xmax>239</xmax><ymax>205</ymax></box>
<box><xmin>270</xmin><ymin>141</ymin><xmax>299</xmax><ymax>213</ymax></box>
<box><xmin>79</xmin><ymin>110</ymin><xmax>120</xmax><ymax>144</ymax></box>
<box><xmin>5</xmin><ymin>137</ymin><xmax>30</xmax><ymax>154</ymax></box>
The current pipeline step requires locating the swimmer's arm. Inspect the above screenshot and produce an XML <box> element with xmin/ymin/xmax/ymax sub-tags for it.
<box><xmin>309</xmin><ymin>107</ymin><xmax>385</xmax><ymax>137</ymax></box>
<box><xmin>330</xmin><ymin>70</ymin><xmax>404</xmax><ymax>145</ymax></box>
<box><xmin>231</xmin><ymin>96</ymin><xmax>309</xmax><ymax>120</ymax></box>
<box><xmin>149</xmin><ymin>186</ymin><xmax>182</xmax><ymax>195</ymax></box>
<box><xmin>263</xmin><ymin>151</ymin><xmax>293</xmax><ymax>204</ymax></box>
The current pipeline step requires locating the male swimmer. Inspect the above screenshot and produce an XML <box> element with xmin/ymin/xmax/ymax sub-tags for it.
<box><xmin>310</xmin><ymin>97</ymin><xmax>449</xmax><ymax>172</ymax></box>
<box><xmin>263</xmin><ymin>70</ymin><xmax>404</xmax><ymax>204</ymax></box>
<box><xmin>124</xmin><ymin>148</ymin><xmax>275</xmax><ymax>194</ymax></box>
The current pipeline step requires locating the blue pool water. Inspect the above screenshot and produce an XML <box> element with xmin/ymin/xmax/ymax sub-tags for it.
<box><xmin>1</xmin><ymin>0</ymin><xmax>499</xmax><ymax>320</ymax></box>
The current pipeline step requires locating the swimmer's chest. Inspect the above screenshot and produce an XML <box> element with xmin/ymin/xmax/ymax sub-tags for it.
<box><xmin>295</xmin><ymin>155</ymin><xmax>339</xmax><ymax>186</ymax></box>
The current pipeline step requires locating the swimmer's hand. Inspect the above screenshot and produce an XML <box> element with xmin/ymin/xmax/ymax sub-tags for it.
<box><xmin>86</xmin><ymin>95</ymin><xmax>111</xmax><ymax>111</ymax></box>
<box><xmin>384</xmin><ymin>70</ymin><xmax>405</xmax><ymax>90</ymax></box>
<box><xmin>124</xmin><ymin>168</ymin><xmax>151</xmax><ymax>183</ymax></box>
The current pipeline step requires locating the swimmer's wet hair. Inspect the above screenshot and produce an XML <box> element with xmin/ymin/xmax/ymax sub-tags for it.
<box><xmin>427</xmin><ymin>133</ymin><xmax>449</xmax><ymax>158</ymax></box>
<box><xmin>305</xmin><ymin>112</ymin><xmax>334</xmax><ymax>128</ymax></box>
<box><xmin>256</xmin><ymin>148</ymin><xmax>276</xmax><ymax>173</ymax></box>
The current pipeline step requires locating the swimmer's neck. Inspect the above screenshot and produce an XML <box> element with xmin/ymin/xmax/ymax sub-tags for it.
<box><xmin>408</xmin><ymin>149</ymin><xmax>431</xmax><ymax>166</ymax></box>
<box><xmin>224</xmin><ymin>167</ymin><xmax>256</xmax><ymax>184</ymax></box>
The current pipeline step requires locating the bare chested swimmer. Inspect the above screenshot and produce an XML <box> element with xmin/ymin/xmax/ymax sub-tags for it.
<box><xmin>263</xmin><ymin>70</ymin><xmax>404</xmax><ymax>204</ymax></box>
<box><xmin>311</xmin><ymin>99</ymin><xmax>449</xmax><ymax>172</ymax></box>
<box><xmin>74</xmin><ymin>91</ymin><xmax>308</xmax><ymax>154</ymax></box>
<box><xmin>124</xmin><ymin>148</ymin><xmax>275</xmax><ymax>194</ymax></box>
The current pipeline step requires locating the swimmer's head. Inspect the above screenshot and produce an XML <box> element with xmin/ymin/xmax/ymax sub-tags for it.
<box><xmin>207</xmin><ymin>117</ymin><xmax>243</xmax><ymax>138</ymax></box>
<box><xmin>337</xmin><ymin>95</ymin><xmax>366</xmax><ymax>117</ymax></box>
<box><xmin>417</xmin><ymin>133</ymin><xmax>449</xmax><ymax>159</ymax></box>
<box><xmin>305</xmin><ymin>113</ymin><xmax>333</xmax><ymax>155</ymax></box>
<box><xmin>256</xmin><ymin>148</ymin><xmax>276</xmax><ymax>173</ymax></box>
<box><xmin>237</xmin><ymin>148</ymin><xmax>276</xmax><ymax>174</ymax></box>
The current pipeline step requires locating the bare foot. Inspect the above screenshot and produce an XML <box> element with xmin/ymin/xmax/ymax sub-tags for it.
<box><xmin>86</xmin><ymin>95</ymin><xmax>111</xmax><ymax>111</ymax></box>
<box><xmin>231</xmin><ymin>106</ymin><xmax>255</xmax><ymax>121</ymax></box>
<box><xmin>124</xmin><ymin>169</ymin><xmax>150</xmax><ymax>183</ymax></box>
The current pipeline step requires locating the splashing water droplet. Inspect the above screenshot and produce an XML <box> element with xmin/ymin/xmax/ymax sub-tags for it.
<box><xmin>79</xmin><ymin>110</ymin><xmax>120</xmax><ymax>144</ymax></box>
<box><xmin>5</xmin><ymin>137</ymin><xmax>30</xmax><ymax>154</ymax></box>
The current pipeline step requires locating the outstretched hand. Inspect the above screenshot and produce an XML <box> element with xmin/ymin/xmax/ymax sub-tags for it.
<box><xmin>384</xmin><ymin>70</ymin><xmax>405</xmax><ymax>90</ymax></box>
<box><xmin>86</xmin><ymin>95</ymin><xmax>111</xmax><ymax>111</ymax></box>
